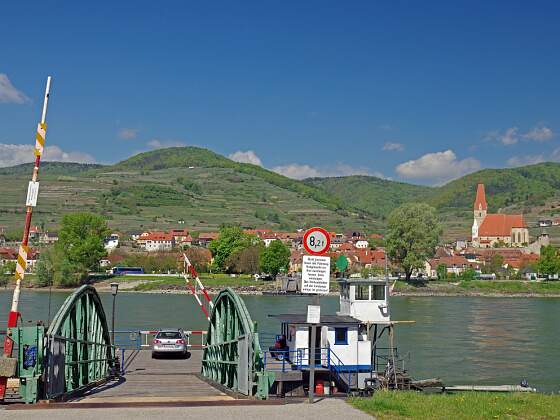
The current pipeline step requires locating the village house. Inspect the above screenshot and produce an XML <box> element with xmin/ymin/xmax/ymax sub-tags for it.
<box><xmin>196</xmin><ymin>232</ymin><xmax>219</xmax><ymax>248</ymax></box>
<box><xmin>0</xmin><ymin>247</ymin><xmax>40</xmax><ymax>272</ymax></box>
<box><xmin>425</xmin><ymin>255</ymin><xmax>480</xmax><ymax>278</ymax></box>
<box><xmin>130</xmin><ymin>231</ymin><xmax>143</xmax><ymax>241</ymax></box>
<box><xmin>142</xmin><ymin>232</ymin><xmax>175</xmax><ymax>252</ymax></box>
<box><xmin>104</xmin><ymin>234</ymin><xmax>120</xmax><ymax>252</ymax></box>
<box><xmin>471</xmin><ymin>184</ymin><xmax>529</xmax><ymax>248</ymax></box>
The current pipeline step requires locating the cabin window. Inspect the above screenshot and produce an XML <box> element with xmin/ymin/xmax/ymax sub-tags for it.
<box><xmin>334</xmin><ymin>328</ymin><xmax>348</xmax><ymax>345</ymax></box>
<box><xmin>372</xmin><ymin>285</ymin><xmax>385</xmax><ymax>300</ymax></box>
<box><xmin>355</xmin><ymin>285</ymin><xmax>369</xmax><ymax>300</ymax></box>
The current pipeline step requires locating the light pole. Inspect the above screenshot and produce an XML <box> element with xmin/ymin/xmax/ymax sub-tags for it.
<box><xmin>110</xmin><ymin>282</ymin><xmax>119</xmax><ymax>346</ymax></box>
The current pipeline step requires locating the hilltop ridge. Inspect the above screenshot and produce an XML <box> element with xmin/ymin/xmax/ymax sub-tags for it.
<box><xmin>1</xmin><ymin>147</ymin><xmax>559</xmax><ymax>240</ymax></box>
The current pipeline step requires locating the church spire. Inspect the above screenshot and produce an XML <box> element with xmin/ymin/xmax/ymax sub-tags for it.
<box><xmin>474</xmin><ymin>183</ymin><xmax>487</xmax><ymax>211</ymax></box>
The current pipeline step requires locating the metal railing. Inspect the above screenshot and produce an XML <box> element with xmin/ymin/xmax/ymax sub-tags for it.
<box><xmin>263</xmin><ymin>346</ymin><xmax>360</xmax><ymax>391</ymax></box>
<box><xmin>110</xmin><ymin>329</ymin><xmax>208</xmax><ymax>376</ymax></box>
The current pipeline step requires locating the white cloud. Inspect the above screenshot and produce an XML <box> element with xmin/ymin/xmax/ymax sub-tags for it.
<box><xmin>118</xmin><ymin>128</ymin><xmax>139</xmax><ymax>140</ymax></box>
<box><xmin>396</xmin><ymin>149</ymin><xmax>481</xmax><ymax>183</ymax></box>
<box><xmin>485</xmin><ymin>127</ymin><xmax>519</xmax><ymax>145</ymax></box>
<box><xmin>228</xmin><ymin>150</ymin><xmax>263</xmax><ymax>166</ymax></box>
<box><xmin>0</xmin><ymin>74</ymin><xmax>30</xmax><ymax>104</ymax></box>
<box><xmin>146</xmin><ymin>139</ymin><xmax>186</xmax><ymax>149</ymax></box>
<box><xmin>0</xmin><ymin>143</ymin><xmax>96</xmax><ymax>167</ymax></box>
<box><xmin>506</xmin><ymin>154</ymin><xmax>545</xmax><ymax>167</ymax></box>
<box><xmin>485</xmin><ymin>124</ymin><xmax>554</xmax><ymax>145</ymax></box>
<box><xmin>507</xmin><ymin>147</ymin><xmax>560</xmax><ymax>167</ymax></box>
<box><xmin>272</xmin><ymin>162</ymin><xmax>383</xmax><ymax>180</ymax></box>
<box><xmin>382</xmin><ymin>142</ymin><xmax>404</xmax><ymax>152</ymax></box>
<box><xmin>522</xmin><ymin>125</ymin><xmax>553</xmax><ymax>142</ymax></box>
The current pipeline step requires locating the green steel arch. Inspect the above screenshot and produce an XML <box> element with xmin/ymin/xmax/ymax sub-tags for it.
<box><xmin>45</xmin><ymin>285</ymin><xmax>115</xmax><ymax>399</ymax></box>
<box><xmin>201</xmin><ymin>288</ymin><xmax>269</xmax><ymax>397</ymax></box>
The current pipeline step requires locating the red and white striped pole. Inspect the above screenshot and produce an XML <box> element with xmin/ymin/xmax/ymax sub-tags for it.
<box><xmin>182</xmin><ymin>254</ymin><xmax>213</xmax><ymax>320</ymax></box>
<box><xmin>0</xmin><ymin>76</ymin><xmax>52</xmax><ymax>400</ymax></box>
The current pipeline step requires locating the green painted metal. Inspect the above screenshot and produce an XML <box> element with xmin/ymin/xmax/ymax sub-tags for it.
<box><xmin>9</xmin><ymin>326</ymin><xmax>45</xmax><ymax>403</ymax></box>
<box><xmin>201</xmin><ymin>288</ymin><xmax>272</xmax><ymax>398</ymax></box>
<box><xmin>45</xmin><ymin>285</ymin><xmax>115</xmax><ymax>400</ymax></box>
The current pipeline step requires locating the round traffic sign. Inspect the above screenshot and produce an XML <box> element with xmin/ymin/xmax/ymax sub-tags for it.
<box><xmin>303</xmin><ymin>227</ymin><xmax>331</xmax><ymax>255</ymax></box>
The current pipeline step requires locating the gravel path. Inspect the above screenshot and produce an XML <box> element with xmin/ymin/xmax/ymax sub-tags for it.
<box><xmin>0</xmin><ymin>399</ymin><xmax>373</xmax><ymax>420</ymax></box>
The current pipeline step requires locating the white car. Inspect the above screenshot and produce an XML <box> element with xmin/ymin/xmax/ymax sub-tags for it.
<box><xmin>152</xmin><ymin>329</ymin><xmax>189</xmax><ymax>358</ymax></box>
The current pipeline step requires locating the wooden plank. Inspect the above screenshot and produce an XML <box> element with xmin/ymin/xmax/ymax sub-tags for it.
<box><xmin>73</xmin><ymin>350</ymin><xmax>231</xmax><ymax>402</ymax></box>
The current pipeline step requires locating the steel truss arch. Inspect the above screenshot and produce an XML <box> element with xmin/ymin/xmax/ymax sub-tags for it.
<box><xmin>201</xmin><ymin>288</ymin><xmax>266</xmax><ymax>396</ymax></box>
<box><xmin>45</xmin><ymin>285</ymin><xmax>115</xmax><ymax>399</ymax></box>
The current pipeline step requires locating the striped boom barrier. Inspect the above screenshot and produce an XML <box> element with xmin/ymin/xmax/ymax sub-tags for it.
<box><xmin>0</xmin><ymin>76</ymin><xmax>52</xmax><ymax>401</ymax></box>
<box><xmin>34</xmin><ymin>122</ymin><xmax>47</xmax><ymax>157</ymax></box>
<box><xmin>182</xmin><ymin>254</ymin><xmax>213</xmax><ymax>320</ymax></box>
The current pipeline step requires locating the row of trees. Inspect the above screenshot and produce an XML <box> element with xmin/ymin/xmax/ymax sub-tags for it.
<box><xmin>209</xmin><ymin>226</ymin><xmax>290</xmax><ymax>277</ymax></box>
<box><xmin>35</xmin><ymin>213</ymin><xmax>109</xmax><ymax>287</ymax></box>
<box><xmin>27</xmin><ymin>204</ymin><xmax>560</xmax><ymax>288</ymax></box>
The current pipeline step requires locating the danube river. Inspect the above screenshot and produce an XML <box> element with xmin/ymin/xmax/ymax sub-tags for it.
<box><xmin>0</xmin><ymin>290</ymin><xmax>557</xmax><ymax>393</ymax></box>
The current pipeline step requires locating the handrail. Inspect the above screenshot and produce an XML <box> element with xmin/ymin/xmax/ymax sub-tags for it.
<box><xmin>267</xmin><ymin>346</ymin><xmax>359</xmax><ymax>391</ymax></box>
<box><xmin>249</xmin><ymin>346</ymin><xmax>366</xmax><ymax>392</ymax></box>
<box><xmin>328</xmin><ymin>347</ymin><xmax>356</xmax><ymax>390</ymax></box>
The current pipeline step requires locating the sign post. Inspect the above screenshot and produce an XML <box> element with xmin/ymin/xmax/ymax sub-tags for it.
<box><xmin>301</xmin><ymin>227</ymin><xmax>331</xmax><ymax>403</ymax></box>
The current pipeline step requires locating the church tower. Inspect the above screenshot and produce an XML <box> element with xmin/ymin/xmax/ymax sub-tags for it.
<box><xmin>472</xmin><ymin>183</ymin><xmax>487</xmax><ymax>241</ymax></box>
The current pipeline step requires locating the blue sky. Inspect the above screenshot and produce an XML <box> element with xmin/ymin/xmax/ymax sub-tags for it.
<box><xmin>1</xmin><ymin>1</ymin><xmax>559</xmax><ymax>184</ymax></box>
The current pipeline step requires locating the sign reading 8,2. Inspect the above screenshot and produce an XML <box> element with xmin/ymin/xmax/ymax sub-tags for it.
<box><xmin>303</xmin><ymin>227</ymin><xmax>331</xmax><ymax>255</ymax></box>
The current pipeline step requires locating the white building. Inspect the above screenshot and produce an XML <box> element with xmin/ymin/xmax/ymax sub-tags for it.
<box><xmin>354</xmin><ymin>240</ymin><xmax>369</xmax><ymax>249</ymax></box>
<box><xmin>143</xmin><ymin>232</ymin><xmax>174</xmax><ymax>252</ymax></box>
<box><xmin>104</xmin><ymin>234</ymin><xmax>120</xmax><ymax>252</ymax></box>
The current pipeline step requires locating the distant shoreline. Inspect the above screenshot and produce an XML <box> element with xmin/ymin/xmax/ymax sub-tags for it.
<box><xmin>3</xmin><ymin>284</ymin><xmax>560</xmax><ymax>298</ymax></box>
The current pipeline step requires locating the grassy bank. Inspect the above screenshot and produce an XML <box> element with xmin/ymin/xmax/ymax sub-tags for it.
<box><xmin>393</xmin><ymin>280</ymin><xmax>560</xmax><ymax>296</ymax></box>
<box><xmin>350</xmin><ymin>391</ymin><xmax>560</xmax><ymax>419</ymax></box>
<box><xmin>129</xmin><ymin>273</ymin><xmax>267</xmax><ymax>291</ymax></box>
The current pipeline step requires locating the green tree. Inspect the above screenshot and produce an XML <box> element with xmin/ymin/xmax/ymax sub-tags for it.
<box><xmin>259</xmin><ymin>240</ymin><xmax>290</xmax><ymax>278</ymax></box>
<box><xmin>226</xmin><ymin>245</ymin><xmax>263</xmax><ymax>274</ymax></box>
<box><xmin>385</xmin><ymin>203</ymin><xmax>442</xmax><ymax>281</ymax></box>
<box><xmin>209</xmin><ymin>226</ymin><xmax>256</xmax><ymax>271</ymax></box>
<box><xmin>0</xmin><ymin>261</ymin><xmax>16</xmax><ymax>287</ymax></box>
<box><xmin>459</xmin><ymin>268</ymin><xmax>477</xmax><ymax>280</ymax></box>
<box><xmin>537</xmin><ymin>245</ymin><xmax>560</xmax><ymax>277</ymax></box>
<box><xmin>360</xmin><ymin>266</ymin><xmax>384</xmax><ymax>278</ymax></box>
<box><xmin>484</xmin><ymin>254</ymin><xmax>504</xmax><ymax>276</ymax></box>
<box><xmin>35</xmin><ymin>248</ymin><xmax>56</xmax><ymax>287</ymax></box>
<box><xmin>56</xmin><ymin>212</ymin><xmax>110</xmax><ymax>279</ymax></box>
<box><xmin>436</xmin><ymin>264</ymin><xmax>448</xmax><ymax>280</ymax></box>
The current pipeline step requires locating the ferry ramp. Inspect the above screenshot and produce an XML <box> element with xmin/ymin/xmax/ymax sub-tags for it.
<box><xmin>71</xmin><ymin>350</ymin><xmax>232</xmax><ymax>404</ymax></box>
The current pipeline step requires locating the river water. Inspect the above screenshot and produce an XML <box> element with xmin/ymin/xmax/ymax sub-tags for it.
<box><xmin>0</xmin><ymin>290</ymin><xmax>557</xmax><ymax>393</ymax></box>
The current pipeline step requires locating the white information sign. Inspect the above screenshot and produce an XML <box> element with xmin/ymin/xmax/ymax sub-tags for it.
<box><xmin>307</xmin><ymin>305</ymin><xmax>321</xmax><ymax>324</ymax></box>
<box><xmin>301</xmin><ymin>255</ymin><xmax>331</xmax><ymax>294</ymax></box>
<box><xmin>26</xmin><ymin>181</ymin><xmax>40</xmax><ymax>207</ymax></box>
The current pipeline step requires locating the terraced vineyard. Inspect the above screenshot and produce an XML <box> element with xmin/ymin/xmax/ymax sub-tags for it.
<box><xmin>0</xmin><ymin>153</ymin><xmax>379</xmax><ymax>235</ymax></box>
<box><xmin>2</xmin><ymin>147</ymin><xmax>560</xmax><ymax>242</ymax></box>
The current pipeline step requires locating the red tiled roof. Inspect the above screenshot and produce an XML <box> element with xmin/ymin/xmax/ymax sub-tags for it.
<box><xmin>479</xmin><ymin>214</ymin><xmax>527</xmax><ymax>236</ymax></box>
<box><xmin>474</xmin><ymin>183</ymin><xmax>487</xmax><ymax>210</ymax></box>
<box><xmin>429</xmin><ymin>255</ymin><xmax>469</xmax><ymax>268</ymax></box>
<box><xmin>143</xmin><ymin>232</ymin><xmax>174</xmax><ymax>241</ymax></box>
<box><xmin>198</xmin><ymin>232</ymin><xmax>219</xmax><ymax>240</ymax></box>
<box><xmin>0</xmin><ymin>248</ymin><xmax>17</xmax><ymax>260</ymax></box>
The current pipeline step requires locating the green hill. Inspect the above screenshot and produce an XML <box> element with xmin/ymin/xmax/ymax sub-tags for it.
<box><xmin>0</xmin><ymin>147</ymin><xmax>377</xmax><ymax>235</ymax></box>
<box><xmin>305</xmin><ymin>176</ymin><xmax>431</xmax><ymax>220</ymax></box>
<box><xmin>1</xmin><ymin>148</ymin><xmax>559</xmax><ymax>241</ymax></box>
<box><xmin>307</xmin><ymin>162</ymin><xmax>560</xmax><ymax>240</ymax></box>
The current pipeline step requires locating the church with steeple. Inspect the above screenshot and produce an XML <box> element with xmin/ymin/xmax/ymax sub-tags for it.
<box><xmin>471</xmin><ymin>183</ymin><xmax>529</xmax><ymax>248</ymax></box>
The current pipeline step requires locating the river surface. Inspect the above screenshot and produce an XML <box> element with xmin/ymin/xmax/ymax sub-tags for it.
<box><xmin>0</xmin><ymin>290</ymin><xmax>558</xmax><ymax>393</ymax></box>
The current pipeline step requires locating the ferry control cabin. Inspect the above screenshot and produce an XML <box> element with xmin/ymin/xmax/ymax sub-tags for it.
<box><xmin>264</xmin><ymin>278</ymin><xmax>393</xmax><ymax>396</ymax></box>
